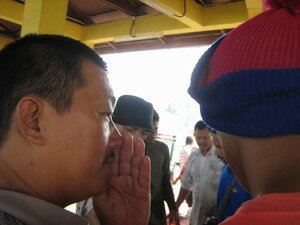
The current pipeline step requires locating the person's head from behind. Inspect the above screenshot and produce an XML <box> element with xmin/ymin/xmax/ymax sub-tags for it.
<box><xmin>0</xmin><ymin>34</ymin><xmax>122</xmax><ymax>206</ymax></box>
<box><xmin>188</xmin><ymin>0</ymin><xmax>300</xmax><ymax>195</ymax></box>
<box><xmin>185</xmin><ymin>136</ymin><xmax>193</xmax><ymax>146</ymax></box>
<box><xmin>144</xmin><ymin>110</ymin><xmax>159</xmax><ymax>144</ymax></box>
<box><xmin>193</xmin><ymin>120</ymin><xmax>213</xmax><ymax>154</ymax></box>
<box><xmin>112</xmin><ymin>95</ymin><xmax>153</xmax><ymax>140</ymax></box>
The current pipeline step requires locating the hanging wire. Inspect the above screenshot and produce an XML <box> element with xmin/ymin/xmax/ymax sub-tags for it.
<box><xmin>174</xmin><ymin>0</ymin><xmax>187</xmax><ymax>18</ymax></box>
<box><xmin>128</xmin><ymin>0</ymin><xmax>186</xmax><ymax>38</ymax></box>
<box><xmin>130</xmin><ymin>17</ymin><xmax>136</xmax><ymax>37</ymax></box>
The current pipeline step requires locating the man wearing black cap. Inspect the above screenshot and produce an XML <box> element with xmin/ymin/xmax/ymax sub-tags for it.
<box><xmin>112</xmin><ymin>95</ymin><xmax>154</xmax><ymax>141</ymax></box>
<box><xmin>77</xmin><ymin>94</ymin><xmax>154</xmax><ymax>224</ymax></box>
<box><xmin>188</xmin><ymin>0</ymin><xmax>300</xmax><ymax>224</ymax></box>
<box><xmin>144</xmin><ymin>110</ymin><xmax>180</xmax><ymax>225</ymax></box>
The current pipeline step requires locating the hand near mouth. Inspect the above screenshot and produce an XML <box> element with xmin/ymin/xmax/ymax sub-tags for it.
<box><xmin>93</xmin><ymin>133</ymin><xmax>151</xmax><ymax>225</ymax></box>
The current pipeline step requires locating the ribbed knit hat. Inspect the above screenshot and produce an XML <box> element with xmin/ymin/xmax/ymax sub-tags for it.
<box><xmin>112</xmin><ymin>95</ymin><xmax>154</xmax><ymax>130</ymax></box>
<box><xmin>188</xmin><ymin>0</ymin><xmax>300</xmax><ymax>137</ymax></box>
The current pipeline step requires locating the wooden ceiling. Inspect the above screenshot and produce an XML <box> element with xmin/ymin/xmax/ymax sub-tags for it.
<box><xmin>0</xmin><ymin>0</ymin><xmax>263</xmax><ymax>54</ymax></box>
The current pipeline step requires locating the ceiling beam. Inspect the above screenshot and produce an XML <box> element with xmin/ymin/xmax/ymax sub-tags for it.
<box><xmin>99</xmin><ymin>0</ymin><xmax>141</xmax><ymax>16</ymax></box>
<box><xmin>83</xmin><ymin>14</ymin><xmax>188</xmax><ymax>43</ymax></box>
<box><xmin>83</xmin><ymin>1</ymin><xmax>249</xmax><ymax>44</ymax></box>
<box><xmin>202</xmin><ymin>1</ymin><xmax>248</xmax><ymax>27</ymax></box>
<box><xmin>0</xmin><ymin>0</ymin><xmax>23</xmax><ymax>25</ymax></box>
<box><xmin>245</xmin><ymin>0</ymin><xmax>263</xmax><ymax>18</ymax></box>
<box><xmin>139</xmin><ymin>0</ymin><xmax>204</xmax><ymax>28</ymax></box>
<box><xmin>1</xmin><ymin>0</ymin><xmax>262</xmax><ymax>47</ymax></box>
<box><xmin>21</xmin><ymin>0</ymin><xmax>69</xmax><ymax>36</ymax></box>
<box><xmin>0</xmin><ymin>35</ymin><xmax>13</xmax><ymax>48</ymax></box>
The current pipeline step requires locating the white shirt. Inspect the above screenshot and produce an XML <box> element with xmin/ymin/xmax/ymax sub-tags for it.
<box><xmin>181</xmin><ymin>145</ymin><xmax>224</xmax><ymax>225</ymax></box>
<box><xmin>179</xmin><ymin>145</ymin><xmax>196</xmax><ymax>169</ymax></box>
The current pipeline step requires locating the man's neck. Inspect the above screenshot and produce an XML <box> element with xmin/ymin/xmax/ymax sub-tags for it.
<box><xmin>0</xmin><ymin>154</ymin><xmax>40</xmax><ymax>199</ymax></box>
<box><xmin>200</xmin><ymin>147</ymin><xmax>211</xmax><ymax>156</ymax></box>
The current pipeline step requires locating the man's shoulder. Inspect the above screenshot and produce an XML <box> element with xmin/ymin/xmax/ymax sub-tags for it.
<box><xmin>189</xmin><ymin>148</ymin><xmax>198</xmax><ymax>157</ymax></box>
<box><xmin>0</xmin><ymin>210</ymin><xmax>26</xmax><ymax>225</ymax></box>
<box><xmin>154</xmin><ymin>140</ymin><xmax>168</xmax><ymax>149</ymax></box>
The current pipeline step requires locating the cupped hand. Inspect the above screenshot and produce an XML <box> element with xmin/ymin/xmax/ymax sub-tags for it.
<box><xmin>93</xmin><ymin>133</ymin><xmax>150</xmax><ymax>225</ymax></box>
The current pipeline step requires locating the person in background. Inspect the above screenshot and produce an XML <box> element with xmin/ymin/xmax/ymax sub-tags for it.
<box><xmin>213</xmin><ymin>134</ymin><xmax>252</xmax><ymax>223</ymax></box>
<box><xmin>172</xmin><ymin>136</ymin><xmax>195</xmax><ymax>185</ymax></box>
<box><xmin>176</xmin><ymin>121</ymin><xmax>224</xmax><ymax>225</ymax></box>
<box><xmin>144</xmin><ymin>110</ymin><xmax>180</xmax><ymax>225</ymax></box>
<box><xmin>171</xmin><ymin>136</ymin><xmax>195</xmax><ymax>210</ymax></box>
<box><xmin>77</xmin><ymin>94</ymin><xmax>154</xmax><ymax>225</ymax></box>
<box><xmin>188</xmin><ymin>0</ymin><xmax>300</xmax><ymax>224</ymax></box>
<box><xmin>0</xmin><ymin>34</ymin><xmax>150</xmax><ymax>225</ymax></box>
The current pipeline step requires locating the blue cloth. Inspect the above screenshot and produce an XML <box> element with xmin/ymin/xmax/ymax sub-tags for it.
<box><xmin>216</xmin><ymin>164</ymin><xmax>252</xmax><ymax>222</ymax></box>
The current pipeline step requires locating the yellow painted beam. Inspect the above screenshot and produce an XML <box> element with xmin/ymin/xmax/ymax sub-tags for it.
<box><xmin>0</xmin><ymin>0</ymin><xmax>23</xmax><ymax>25</ymax></box>
<box><xmin>0</xmin><ymin>36</ymin><xmax>14</xmax><ymax>49</ymax></box>
<box><xmin>21</xmin><ymin>0</ymin><xmax>68</xmax><ymax>36</ymax></box>
<box><xmin>141</xmin><ymin>0</ymin><xmax>204</xmax><ymax>28</ymax></box>
<box><xmin>174</xmin><ymin>0</ymin><xmax>204</xmax><ymax>28</ymax></box>
<box><xmin>245</xmin><ymin>0</ymin><xmax>263</xmax><ymax>18</ymax></box>
<box><xmin>1</xmin><ymin>0</ymin><xmax>260</xmax><ymax>46</ymax></box>
<box><xmin>64</xmin><ymin>21</ymin><xmax>84</xmax><ymax>41</ymax></box>
<box><xmin>84</xmin><ymin>1</ymin><xmax>250</xmax><ymax>44</ymax></box>
<box><xmin>83</xmin><ymin>15</ymin><xmax>188</xmax><ymax>44</ymax></box>
<box><xmin>202</xmin><ymin>1</ymin><xmax>248</xmax><ymax>27</ymax></box>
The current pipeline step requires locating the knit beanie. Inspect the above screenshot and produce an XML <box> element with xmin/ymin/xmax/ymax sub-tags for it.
<box><xmin>188</xmin><ymin>0</ymin><xmax>300</xmax><ymax>137</ymax></box>
<box><xmin>112</xmin><ymin>95</ymin><xmax>154</xmax><ymax>130</ymax></box>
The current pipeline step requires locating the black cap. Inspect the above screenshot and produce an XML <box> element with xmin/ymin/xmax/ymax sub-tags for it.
<box><xmin>112</xmin><ymin>95</ymin><xmax>153</xmax><ymax>130</ymax></box>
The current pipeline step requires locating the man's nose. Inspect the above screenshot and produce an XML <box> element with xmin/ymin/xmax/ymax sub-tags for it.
<box><xmin>108</xmin><ymin>121</ymin><xmax>122</xmax><ymax>150</ymax></box>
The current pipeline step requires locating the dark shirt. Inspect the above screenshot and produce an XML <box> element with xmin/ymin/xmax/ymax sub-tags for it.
<box><xmin>0</xmin><ymin>211</ymin><xmax>25</xmax><ymax>225</ymax></box>
<box><xmin>145</xmin><ymin>140</ymin><xmax>177</xmax><ymax>225</ymax></box>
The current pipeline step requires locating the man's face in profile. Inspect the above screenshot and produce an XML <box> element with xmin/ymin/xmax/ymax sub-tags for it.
<box><xmin>42</xmin><ymin>60</ymin><xmax>122</xmax><ymax>205</ymax></box>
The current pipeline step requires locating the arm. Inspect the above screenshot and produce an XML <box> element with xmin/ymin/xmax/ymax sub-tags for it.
<box><xmin>161</xmin><ymin>144</ymin><xmax>180</xmax><ymax>225</ymax></box>
<box><xmin>176</xmin><ymin>152</ymin><xmax>194</xmax><ymax>208</ymax></box>
<box><xmin>175</xmin><ymin>187</ymin><xmax>191</xmax><ymax>209</ymax></box>
<box><xmin>93</xmin><ymin>133</ymin><xmax>151</xmax><ymax>225</ymax></box>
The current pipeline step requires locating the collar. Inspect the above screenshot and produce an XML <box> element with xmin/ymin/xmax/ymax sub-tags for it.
<box><xmin>198</xmin><ymin>145</ymin><xmax>215</xmax><ymax>157</ymax></box>
<box><xmin>0</xmin><ymin>189</ymin><xmax>87</xmax><ymax>225</ymax></box>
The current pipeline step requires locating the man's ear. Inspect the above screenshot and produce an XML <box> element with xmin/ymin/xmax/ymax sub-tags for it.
<box><xmin>16</xmin><ymin>96</ymin><xmax>45</xmax><ymax>145</ymax></box>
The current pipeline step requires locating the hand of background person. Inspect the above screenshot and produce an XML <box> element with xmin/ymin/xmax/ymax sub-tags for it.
<box><xmin>168</xmin><ymin>209</ymin><xmax>180</xmax><ymax>225</ymax></box>
<box><xmin>93</xmin><ymin>133</ymin><xmax>150</xmax><ymax>225</ymax></box>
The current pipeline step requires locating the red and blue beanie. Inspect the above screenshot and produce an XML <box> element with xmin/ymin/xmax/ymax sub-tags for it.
<box><xmin>188</xmin><ymin>0</ymin><xmax>300</xmax><ymax>137</ymax></box>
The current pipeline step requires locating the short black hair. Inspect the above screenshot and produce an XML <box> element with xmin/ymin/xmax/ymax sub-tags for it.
<box><xmin>0</xmin><ymin>34</ymin><xmax>106</xmax><ymax>147</ymax></box>
<box><xmin>194</xmin><ymin>120</ymin><xmax>211</xmax><ymax>132</ymax></box>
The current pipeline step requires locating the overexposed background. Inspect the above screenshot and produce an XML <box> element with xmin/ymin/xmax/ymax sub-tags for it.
<box><xmin>103</xmin><ymin>46</ymin><xmax>208</xmax><ymax>158</ymax></box>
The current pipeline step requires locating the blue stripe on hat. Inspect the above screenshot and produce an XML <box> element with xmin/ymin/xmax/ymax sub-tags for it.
<box><xmin>189</xmin><ymin>69</ymin><xmax>300</xmax><ymax>137</ymax></box>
